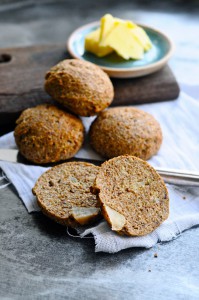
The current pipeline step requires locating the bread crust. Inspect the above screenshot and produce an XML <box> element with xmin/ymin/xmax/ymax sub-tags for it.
<box><xmin>32</xmin><ymin>162</ymin><xmax>101</xmax><ymax>227</ymax></box>
<box><xmin>89</xmin><ymin>107</ymin><xmax>162</xmax><ymax>160</ymax></box>
<box><xmin>14</xmin><ymin>104</ymin><xmax>84</xmax><ymax>164</ymax></box>
<box><xmin>93</xmin><ymin>155</ymin><xmax>169</xmax><ymax>236</ymax></box>
<box><xmin>45</xmin><ymin>59</ymin><xmax>114</xmax><ymax>117</ymax></box>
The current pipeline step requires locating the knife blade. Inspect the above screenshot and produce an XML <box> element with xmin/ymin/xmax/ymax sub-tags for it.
<box><xmin>0</xmin><ymin>149</ymin><xmax>199</xmax><ymax>187</ymax></box>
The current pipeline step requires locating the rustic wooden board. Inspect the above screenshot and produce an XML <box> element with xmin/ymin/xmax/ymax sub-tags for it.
<box><xmin>0</xmin><ymin>44</ymin><xmax>179</xmax><ymax>131</ymax></box>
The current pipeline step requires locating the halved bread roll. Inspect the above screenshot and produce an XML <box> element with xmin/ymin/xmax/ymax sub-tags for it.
<box><xmin>33</xmin><ymin>162</ymin><xmax>100</xmax><ymax>227</ymax></box>
<box><xmin>92</xmin><ymin>155</ymin><xmax>169</xmax><ymax>236</ymax></box>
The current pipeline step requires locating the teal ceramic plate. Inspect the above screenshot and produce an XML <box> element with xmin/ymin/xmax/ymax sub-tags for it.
<box><xmin>67</xmin><ymin>21</ymin><xmax>174</xmax><ymax>78</ymax></box>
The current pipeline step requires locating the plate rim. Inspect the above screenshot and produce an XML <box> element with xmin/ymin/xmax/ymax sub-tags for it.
<box><xmin>67</xmin><ymin>21</ymin><xmax>174</xmax><ymax>74</ymax></box>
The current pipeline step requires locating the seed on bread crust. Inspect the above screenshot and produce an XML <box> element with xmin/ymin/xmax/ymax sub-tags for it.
<box><xmin>32</xmin><ymin>162</ymin><xmax>101</xmax><ymax>227</ymax></box>
<box><xmin>93</xmin><ymin>155</ymin><xmax>169</xmax><ymax>236</ymax></box>
<box><xmin>89</xmin><ymin>107</ymin><xmax>162</xmax><ymax>160</ymax></box>
<box><xmin>45</xmin><ymin>59</ymin><xmax>114</xmax><ymax>117</ymax></box>
<box><xmin>14</xmin><ymin>104</ymin><xmax>84</xmax><ymax>164</ymax></box>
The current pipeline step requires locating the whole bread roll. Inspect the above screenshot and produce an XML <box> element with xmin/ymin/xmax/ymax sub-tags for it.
<box><xmin>14</xmin><ymin>104</ymin><xmax>84</xmax><ymax>164</ymax></box>
<box><xmin>89</xmin><ymin>107</ymin><xmax>162</xmax><ymax>160</ymax></box>
<box><xmin>45</xmin><ymin>59</ymin><xmax>114</xmax><ymax>117</ymax></box>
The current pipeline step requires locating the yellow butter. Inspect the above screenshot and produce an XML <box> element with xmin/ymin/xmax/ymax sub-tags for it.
<box><xmin>84</xmin><ymin>14</ymin><xmax>152</xmax><ymax>60</ymax></box>
<box><xmin>100</xmin><ymin>22</ymin><xmax>144</xmax><ymax>60</ymax></box>
<box><xmin>131</xmin><ymin>26</ymin><xmax>152</xmax><ymax>51</ymax></box>
<box><xmin>125</xmin><ymin>20</ymin><xmax>137</xmax><ymax>29</ymax></box>
<box><xmin>84</xmin><ymin>28</ymin><xmax>113</xmax><ymax>57</ymax></box>
<box><xmin>99</xmin><ymin>14</ymin><xmax>116</xmax><ymax>42</ymax></box>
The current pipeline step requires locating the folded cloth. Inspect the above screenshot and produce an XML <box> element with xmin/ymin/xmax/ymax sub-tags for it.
<box><xmin>0</xmin><ymin>91</ymin><xmax>199</xmax><ymax>253</ymax></box>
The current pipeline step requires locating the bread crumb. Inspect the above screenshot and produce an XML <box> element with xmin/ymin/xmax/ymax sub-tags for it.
<box><xmin>154</xmin><ymin>253</ymin><xmax>158</xmax><ymax>258</ymax></box>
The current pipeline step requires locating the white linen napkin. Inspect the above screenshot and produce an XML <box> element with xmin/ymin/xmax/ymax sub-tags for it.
<box><xmin>0</xmin><ymin>91</ymin><xmax>199</xmax><ymax>253</ymax></box>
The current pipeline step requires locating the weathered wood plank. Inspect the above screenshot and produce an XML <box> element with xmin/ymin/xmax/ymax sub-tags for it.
<box><xmin>0</xmin><ymin>44</ymin><xmax>179</xmax><ymax>131</ymax></box>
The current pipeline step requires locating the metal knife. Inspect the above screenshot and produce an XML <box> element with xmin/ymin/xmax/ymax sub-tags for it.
<box><xmin>0</xmin><ymin>149</ymin><xmax>199</xmax><ymax>187</ymax></box>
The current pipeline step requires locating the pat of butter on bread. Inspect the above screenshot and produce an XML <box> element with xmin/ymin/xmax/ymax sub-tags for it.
<box><xmin>71</xmin><ymin>207</ymin><xmax>101</xmax><ymax>225</ymax></box>
<box><xmin>103</xmin><ymin>205</ymin><xmax>126</xmax><ymax>231</ymax></box>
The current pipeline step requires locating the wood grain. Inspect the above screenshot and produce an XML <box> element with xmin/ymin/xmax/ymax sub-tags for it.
<box><xmin>0</xmin><ymin>44</ymin><xmax>179</xmax><ymax>132</ymax></box>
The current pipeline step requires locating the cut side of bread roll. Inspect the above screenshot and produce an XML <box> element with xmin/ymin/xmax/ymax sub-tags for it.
<box><xmin>92</xmin><ymin>155</ymin><xmax>169</xmax><ymax>236</ymax></box>
<box><xmin>32</xmin><ymin>162</ymin><xmax>101</xmax><ymax>227</ymax></box>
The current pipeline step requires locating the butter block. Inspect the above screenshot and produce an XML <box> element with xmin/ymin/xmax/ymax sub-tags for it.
<box><xmin>100</xmin><ymin>22</ymin><xmax>144</xmax><ymax>60</ymax></box>
<box><xmin>84</xmin><ymin>13</ymin><xmax>152</xmax><ymax>60</ymax></box>
<box><xmin>131</xmin><ymin>26</ymin><xmax>152</xmax><ymax>51</ymax></box>
<box><xmin>99</xmin><ymin>14</ymin><xmax>117</xmax><ymax>42</ymax></box>
<box><xmin>84</xmin><ymin>28</ymin><xmax>113</xmax><ymax>57</ymax></box>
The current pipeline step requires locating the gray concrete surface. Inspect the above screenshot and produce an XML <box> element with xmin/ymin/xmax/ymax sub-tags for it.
<box><xmin>1</xmin><ymin>184</ymin><xmax>199</xmax><ymax>299</ymax></box>
<box><xmin>0</xmin><ymin>1</ymin><xmax>199</xmax><ymax>299</ymax></box>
